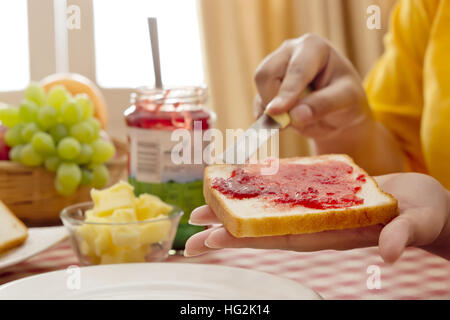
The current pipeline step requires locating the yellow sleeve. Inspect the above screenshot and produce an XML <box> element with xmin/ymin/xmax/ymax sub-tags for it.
<box><xmin>364</xmin><ymin>0</ymin><xmax>440</xmax><ymax>173</ymax></box>
<box><xmin>421</xmin><ymin>2</ymin><xmax>450</xmax><ymax>189</ymax></box>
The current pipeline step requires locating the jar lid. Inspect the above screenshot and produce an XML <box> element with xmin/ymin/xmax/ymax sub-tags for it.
<box><xmin>131</xmin><ymin>85</ymin><xmax>208</xmax><ymax>106</ymax></box>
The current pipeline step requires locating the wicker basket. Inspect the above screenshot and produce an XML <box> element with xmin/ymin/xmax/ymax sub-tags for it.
<box><xmin>0</xmin><ymin>138</ymin><xmax>128</xmax><ymax>226</ymax></box>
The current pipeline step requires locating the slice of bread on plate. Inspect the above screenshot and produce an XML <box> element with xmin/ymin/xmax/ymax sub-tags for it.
<box><xmin>204</xmin><ymin>154</ymin><xmax>398</xmax><ymax>237</ymax></box>
<box><xmin>0</xmin><ymin>201</ymin><xmax>28</xmax><ymax>253</ymax></box>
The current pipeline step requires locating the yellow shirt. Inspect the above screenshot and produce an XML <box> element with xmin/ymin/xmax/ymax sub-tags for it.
<box><xmin>364</xmin><ymin>0</ymin><xmax>450</xmax><ymax>188</ymax></box>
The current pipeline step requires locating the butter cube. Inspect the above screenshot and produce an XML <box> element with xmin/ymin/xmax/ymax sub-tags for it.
<box><xmin>122</xmin><ymin>245</ymin><xmax>150</xmax><ymax>263</ymax></box>
<box><xmin>77</xmin><ymin>224</ymin><xmax>111</xmax><ymax>260</ymax></box>
<box><xmin>139</xmin><ymin>217</ymin><xmax>171</xmax><ymax>245</ymax></box>
<box><xmin>93</xmin><ymin>226</ymin><xmax>112</xmax><ymax>256</ymax></box>
<box><xmin>100</xmin><ymin>248</ymin><xmax>125</xmax><ymax>264</ymax></box>
<box><xmin>266</xmin><ymin>111</ymin><xmax>291</xmax><ymax>129</ymax></box>
<box><xmin>80</xmin><ymin>239</ymin><xmax>92</xmax><ymax>256</ymax></box>
<box><xmin>111</xmin><ymin>208</ymin><xmax>137</xmax><ymax>222</ymax></box>
<box><xmin>111</xmin><ymin>225</ymin><xmax>141</xmax><ymax>248</ymax></box>
<box><xmin>76</xmin><ymin>224</ymin><xmax>97</xmax><ymax>249</ymax></box>
<box><xmin>91</xmin><ymin>181</ymin><xmax>135</xmax><ymax>217</ymax></box>
<box><xmin>135</xmin><ymin>194</ymin><xmax>172</xmax><ymax>220</ymax></box>
<box><xmin>85</xmin><ymin>209</ymin><xmax>96</xmax><ymax>220</ymax></box>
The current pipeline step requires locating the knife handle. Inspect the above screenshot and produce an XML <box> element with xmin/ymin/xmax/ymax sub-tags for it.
<box><xmin>264</xmin><ymin>87</ymin><xmax>311</xmax><ymax>129</ymax></box>
<box><xmin>265</xmin><ymin>111</ymin><xmax>291</xmax><ymax>129</ymax></box>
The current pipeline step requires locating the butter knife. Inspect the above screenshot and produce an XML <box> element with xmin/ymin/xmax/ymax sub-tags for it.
<box><xmin>220</xmin><ymin>111</ymin><xmax>291</xmax><ymax>164</ymax></box>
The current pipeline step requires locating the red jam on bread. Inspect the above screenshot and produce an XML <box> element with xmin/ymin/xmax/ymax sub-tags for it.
<box><xmin>211</xmin><ymin>160</ymin><xmax>366</xmax><ymax>210</ymax></box>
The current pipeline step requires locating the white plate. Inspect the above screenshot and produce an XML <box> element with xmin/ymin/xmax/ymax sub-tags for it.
<box><xmin>0</xmin><ymin>263</ymin><xmax>321</xmax><ymax>300</ymax></box>
<box><xmin>0</xmin><ymin>226</ymin><xmax>68</xmax><ymax>271</ymax></box>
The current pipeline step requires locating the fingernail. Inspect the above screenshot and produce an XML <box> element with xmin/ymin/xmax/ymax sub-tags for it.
<box><xmin>188</xmin><ymin>218</ymin><xmax>217</xmax><ymax>226</ymax></box>
<box><xmin>266</xmin><ymin>97</ymin><xmax>283</xmax><ymax>113</ymax></box>
<box><xmin>183</xmin><ymin>249</ymin><xmax>202</xmax><ymax>258</ymax></box>
<box><xmin>190</xmin><ymin>206</ymin><xmax>202</xmax><ymax>215</ymax></box>
<box><xmin>188</xmin><ymin>219</ymin><xmax>207</xmax><ymax>226</ymax></box>
<box><xmin>183</xmin><ymin>251</ymin><xmax>195</xmax><ymax>258</ymax></box>
<box><xmin>188</xmin><ymin>207</ymin><xmax>204</xmax><ymax>225</ymax></box>
<box><xmin>290</xmin><ymin>104</ymin><xmax>313</xmax><ymax>124</ymax></box>
<box><xmin>204</xmin><ymin>240</ymin><xmax>220</xmax><ymax>249</ymax></box>
<box><xmin>204</xmin><ymin>230</ymin><xmax>221</xmax><ymax>249</ymax></box>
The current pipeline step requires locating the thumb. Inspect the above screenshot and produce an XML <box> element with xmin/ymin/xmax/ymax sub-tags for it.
<box><xmin>378</xmin><ymin>215</ymin><xmax>413</xmax><ymax>263</ymax></box>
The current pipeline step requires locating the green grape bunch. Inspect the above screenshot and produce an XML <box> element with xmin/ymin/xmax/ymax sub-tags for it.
<box><xmin>0</xmin><ymin>83</ymin><xmax>115</xmax><ymax>196</ymax></box>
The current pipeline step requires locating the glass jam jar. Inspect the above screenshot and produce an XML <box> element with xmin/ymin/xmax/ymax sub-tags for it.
<box><xmin>124</xmin><ymin>86</ymin><xmax>215</xmax><ymax>250</ymax></box>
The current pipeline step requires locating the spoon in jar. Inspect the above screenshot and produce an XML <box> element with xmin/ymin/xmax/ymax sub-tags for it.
<box><xmin>148</xmin><ymin>17</ymin><xmax>163</xmax><ymax>89</ymax></box>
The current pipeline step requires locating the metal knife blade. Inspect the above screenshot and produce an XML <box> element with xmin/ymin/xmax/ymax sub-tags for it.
<box><xmin>220</xmin><ymin>88</ymin><xmax>310</xmax><ymax>164</ymax></box>
<box><xmin>220</xmin><ymin>113</ymin><xmax>284</xmax><ymax>164</ymax></box>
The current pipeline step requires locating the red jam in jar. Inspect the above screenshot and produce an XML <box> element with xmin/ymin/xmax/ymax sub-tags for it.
<box><xmin>211</xmin><ymin>160</ymin><xmax>365</xmax><ymax>210</ymax></box>
<box><xmin>124</xmin><ymin>86</ymin><xmax>216</xmax><ymax>249</ymax></box>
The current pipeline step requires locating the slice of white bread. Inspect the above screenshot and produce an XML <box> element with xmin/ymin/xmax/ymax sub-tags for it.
<box><xmin>204</xmin><ymin>154</ymin><xmax>398</xmax><ymax>237</ymax></box>
<box><xmin>0</xmin><ymin>201</ymin><xmax>28</xmax><ymax>253</ymax></box>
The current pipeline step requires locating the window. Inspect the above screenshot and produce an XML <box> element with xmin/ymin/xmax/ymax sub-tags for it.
<box><xmin>0</xmin><ymin>0</ymin><xmax>205</xmax><ymax>136</ymax></box>
<box><xmin>93</xmin><ymin>0</ymin><xmax>204</xmax><ymax>88</ymax></box>
<box><xmin>0</xmin><ymin>0</ymin><xmax>30</xmax><ymax>91</ymax></box>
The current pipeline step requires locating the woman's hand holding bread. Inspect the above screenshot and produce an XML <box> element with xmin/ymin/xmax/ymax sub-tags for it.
<box><xmin>185</xmin><ymin>33</ymin><xmax>450</xmax><ymax>263</ymax></box>
<box><xmin>185</xmin><ymin>173</ymin><xmax>450</xmax><ymax>263</ymax></box>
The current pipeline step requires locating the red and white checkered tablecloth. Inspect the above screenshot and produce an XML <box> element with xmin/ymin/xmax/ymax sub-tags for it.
<box><xmin>0</xmin><ymin>239</ymin><xmax>449</xmax><ymax>300</ymax></box>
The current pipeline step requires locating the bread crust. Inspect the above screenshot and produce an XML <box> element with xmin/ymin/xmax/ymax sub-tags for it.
<box><xmin>0</xmin><ymin>201</ymin><xmax>28</xmax><ymax>254</ymax></box>
<box><xmin>204</xmin><ymin>154</ymin><xmax>398</xmax><ymax>238</ymax></box>
<box><xmin>0</xmin><ymin>234</ymin><xmax>28</xmax><ymax>254</ymax></box>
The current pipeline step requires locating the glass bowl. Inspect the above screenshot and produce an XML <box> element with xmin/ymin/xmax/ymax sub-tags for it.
<box><xmin>60</xmin><ymin>202</ymin><xmax>183</xmax><ymax>265</ymax></box>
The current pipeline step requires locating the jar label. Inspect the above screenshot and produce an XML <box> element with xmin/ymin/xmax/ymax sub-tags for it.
<box><xmin>128</xmin><ymin>127</ymin><xmax>205</xmax><ymax>183</ymax></box>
